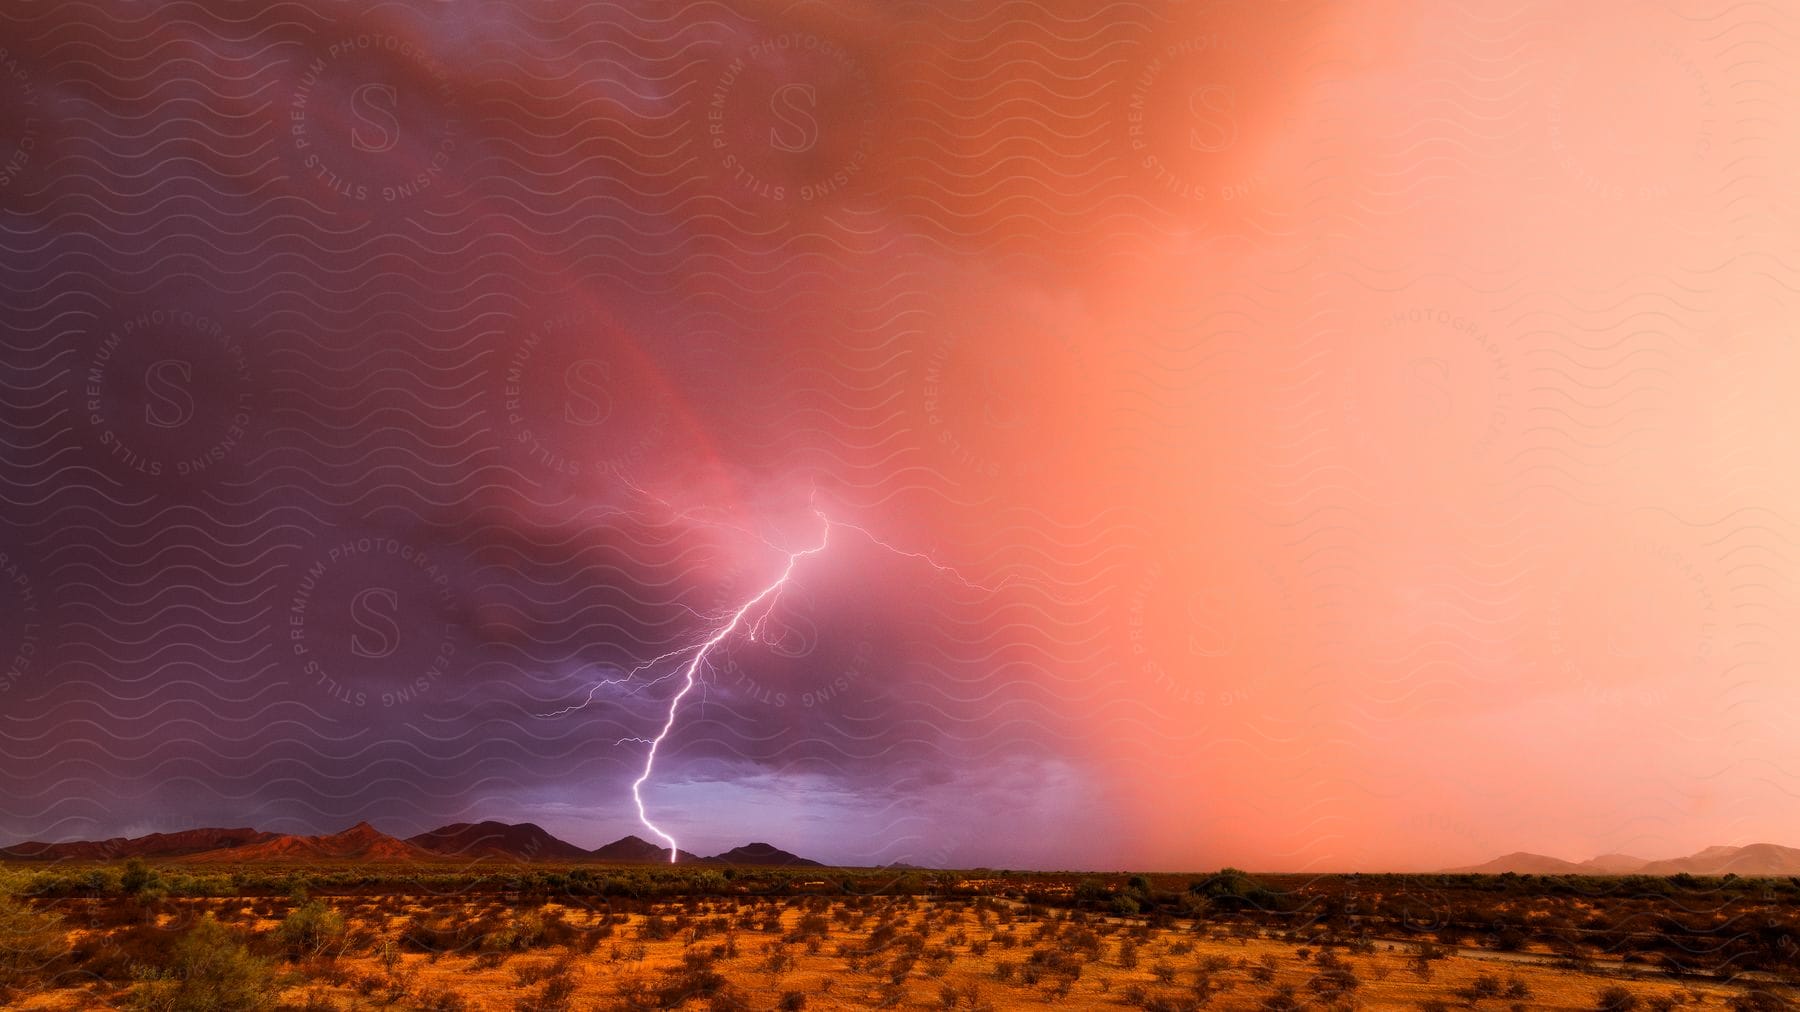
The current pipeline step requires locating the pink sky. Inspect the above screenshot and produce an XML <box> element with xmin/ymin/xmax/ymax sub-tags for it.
<box><xmin>1041</xmin><ymin>0</ymin><xmax>1800</xmax><ymax>871</ymax></box>
<box><xmin>631</xmin><ymin>0</ymin><xmax>1800</xmax><ymax>871</ymax></box>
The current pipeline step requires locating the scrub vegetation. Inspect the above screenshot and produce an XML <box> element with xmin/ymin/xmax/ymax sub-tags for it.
<box><xmin>3</xmin><ymin>863</ymin><xmax>1797</xmax><ymax>1009</ymax></box>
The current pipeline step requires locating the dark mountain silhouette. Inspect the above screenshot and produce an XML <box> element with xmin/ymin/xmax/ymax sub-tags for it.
<box><xmin>706</xmin><ymin>842</ymin><xmax>822</xmax><ymax>867</ymax></box>
<box><xmin>0</xmin><ymin>821</ymin><xmax>819</xmax><ymax>867</ymax></box>
<box><xmin>0</xmin><ymin>827</ymin><xmax>278</xmax><ymax>862</ymax></box>
<box><xmin>589</xmin><ymin>834</ymin><xmax>703</xmax><ymax>863</ymax></box>
<box><xmin>407</xmin><ymin>821</ymin><xmax>589</xmax><ymax>861</ymax></box>
<box><xmin>1449</xmin><ymin>843</ymin><xmax>1800</xmax><ymax>876</ymax></box>
<box><xmin>176</xmin><ymin>822</ymin><xmax>436</xmax><ymax>863</ymax></box>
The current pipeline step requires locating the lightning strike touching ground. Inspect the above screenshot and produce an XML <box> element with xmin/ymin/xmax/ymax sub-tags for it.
<box><xmin>542</xmin><ymin>494</ymin><xmax>1005</xmax><ymax>863</ymax></box>
<box><xmin>625</xmin><ymin>518</ymin><xmax>830</xmax><ymax>861</ymax></box>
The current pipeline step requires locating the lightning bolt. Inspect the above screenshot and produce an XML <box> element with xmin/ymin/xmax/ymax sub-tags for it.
<box><xmin>544</xmin><ymin>490</ymin><xmax>1004</xmax><ymax>863</ymax></box>
<box><xmin>626</xmin><ymin>517</ymin><xmax>829</xmax><ymax>862</ymax></box>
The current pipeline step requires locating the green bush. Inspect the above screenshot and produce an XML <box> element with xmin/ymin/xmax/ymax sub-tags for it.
<box><xmin>276</xmin><ymin>899</ymin><xmax>347</xmax><ymax>959</ymax></box>
<box><xmin>482</xmin><ymin>908</ymin><xmax>549</xmax><ymax>952</ymax></box>
<box><xmin>0</xmin><ymin>894</ymin><xmax>67</xmax><ymax>994</ymax></box>
<box><xmin>121</xmin><ymin>859</ymin><xmax>160</xmax><ymax>895</ymax></box>
<box><xmin>126</xmin><ymin>914</ymin><xmax>280</xmax><ymax>1011</ymax></box>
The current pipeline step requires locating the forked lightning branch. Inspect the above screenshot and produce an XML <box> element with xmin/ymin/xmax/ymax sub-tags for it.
<box><xmin>543</xmin><ymin>494</ymin><xmax>1001</xmax><ymax>862</ymax></box>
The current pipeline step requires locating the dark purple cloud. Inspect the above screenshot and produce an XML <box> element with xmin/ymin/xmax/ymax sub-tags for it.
<box><xmin>0</xmin><ymin>0</ymin><xmax>1122</xmax><ymax>868</ymax></box>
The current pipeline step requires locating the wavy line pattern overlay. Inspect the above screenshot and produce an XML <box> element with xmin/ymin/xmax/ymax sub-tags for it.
<box><xmin>2</xmin><ymin>0</ymin><xmax>1799</xmax><ymax>876</ymax></box>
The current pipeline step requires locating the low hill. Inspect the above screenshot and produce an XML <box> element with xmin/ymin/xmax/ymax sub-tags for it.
<box><xmin>1637</xmin><ymin>843</ymin><xmax>1800</xmax><ymax>876</ymax></box>
<box><xmin>406</xmin><ymin>821</ymin><xmax>589</xmax><ymax>862</ymax></box>
<box><xmin>706</xmin><ymin>842</ymin><xmax>822</xmax><ymax>867</ymax></box>
<box><xmin>1444</xmin><ymin>851</ymin><xmax>1589</xmax><ymax>875</ymax></box>
<box><xmin>1450</xmin><ymin>843</ymin><xmax>1800</xmax><ymax>876</ymax></box>
<box><xmin>179</xmin><ymin>822</ymin><xmax>436</xmax><ymax>863</ymax></box>
<box><xmin>590</xmin><ymin>834</ymin><xmax>704</xmax><ymax>864</ymax></box>
<box><xmin>0</xmin><ymin>827</ymin><xmax>278</xmax><ymax>862</ymax></box>
<box><xmin>1580</xmin><ymin>853</ymin><xmax>1650</xmax><ymax>874</ymax></box>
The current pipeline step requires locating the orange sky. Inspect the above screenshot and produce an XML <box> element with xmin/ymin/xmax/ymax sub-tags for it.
<box><xmin>822</xmin><ymin>0</ymin><xmax>1800</xmax><ymax>870</ymax></box>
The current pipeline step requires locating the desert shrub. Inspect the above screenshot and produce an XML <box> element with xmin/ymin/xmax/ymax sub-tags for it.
<box><xmin>483</xmin><ymin>908</ymin><xmax>550</xmax><ymax>952</ymax></box>
<box><xmin>613</xmin><ymin>973</ymin><xmax>656</xmax><ymax>1007</ymax></box>
<box><xmin>0</xmin><ymin>894</ymin><xmax>67</xmax><ymax>996</ymax></box>
<box><xmin>276</xmin><ymin>899</ymin><xmax>347</xmax><ymax>959</ymax></box>
<box><xmin>760</xmin><ymin>948</ymin><xmax>796</xmax><ymax>978</ymax></box>
<box><xmin>121</xmin><ymin>859</ymin><xmax>160</xmax><ymax>895</ymax></box>
<box><xmin>511</xmin><ymin>954</ymin><xmax>577</xmax><ymax>1012</ymax></box>
<box><xmin>788</xmin><ymin>913</ymin><xmax>829</xmax><ymax>943</ymax></box>
<box><xmin>1192</xmin><ymin>868</ymin><xmax>1280</xmax><ymax>914</ymax></box>
<box><xmin>293</xmin><ymin>989</ymin><xmax>338</xmax><ymax>1011</ymax></box>
<box><xmin>514</xmin><ymin>975</ymin><xmax>576</xmax><ymax>1012</ymax></box>
<box><xmin>1075</xmin><ymin>879</ymin><xmax>1109</xmax><ymax>905</ymax></box>
<box><xmin>631</xmin><ymin>949</ymin><xmax>740</xmax><ymax>1009</ymax></box>
<box><xmin>398</xmin><ymin>913</ymin><xmax>474</xmax><ymax>954</ymax></box>
<box><xmin>1262</xmin><ymin>985</ymin><xmax>1302</xmax><ymax>1011</ymax></box>
<box><xmin>414</xmin><ymin>984</ymin><xmax>471</xmax><ymax>1012</ymax></box>
<box><xmin>640</xmin><ymin>913</ymin><xmax>678</xmax><ymax>941</ymax></box>
<box><xmin>1410</xmin><ymin>940</ymin><xmax>1443</xmax><ymax>981</ymax></box>
<box><xmin>1308</xmin><ymin>961</ymin><xmax>1359</xmax><ymax>999</ymax></box>
<box><xmin>1250</xmin><ymin>953</ymin><xmax>1276</xmax><ymax>983</ymax></box>
<box><xmin>1026</xmin><ymin>946</ymin><xmax>1082</xmax><ymax>979</ymax></box>
<box><xmin>1596</xmin><ymin>987</ymin><xmax>1640</xmax><ymax>1012</ymax></box>
<box><xmin>1194</xmin><ymin>956</ymin><xmax>1233</xmax><ymax>1001</ymax></box>
<box><xmin>512</xmin><ymin>955</ymin><xmax>573</xmax><ymax>988</ymax></box>
<box><xmin>1458</xmin><ymin>973</ymin><xmax>1504</xmax><ymax>1002</ymax></box>
<box><xmin>1729</xmin><ymin>988</ymin><xmax>1793</xmax><ymax>1012</ymax></box>
<box><xmin>126</xmin><ymin>914</ymin><xmax>279</xmax><ymax>1011</ymax></box>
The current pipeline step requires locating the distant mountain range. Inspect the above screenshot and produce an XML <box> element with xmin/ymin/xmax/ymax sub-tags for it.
<box><xmin>0</xmin><ymin>820</ymin><xmax>820</xmax><ymax>868</ymax></box>
<box><xmin>1447</xmin><ymin>843</ymin><xmax>1800</xmax><ymax>876</ymax></box>
<box><xmin>184</xmin><ymin>822</ymin><xmax>437</xmax><ymax>863</ymax></box>
<box><xmin>15</xmin><ymin>825</ymin><xmax>1793</xmax><ymax>875</ymax></box>
<box><xmin>0</xmin><ymin>827</ymin><xmax>279</xmax><ymax>861</ymax></box>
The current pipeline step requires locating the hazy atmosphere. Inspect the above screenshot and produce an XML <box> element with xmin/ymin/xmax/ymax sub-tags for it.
<box><xmin>4</xmin><ymin>0</ymin><xmax>1800</xmax><ymax>875</ymax></box>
